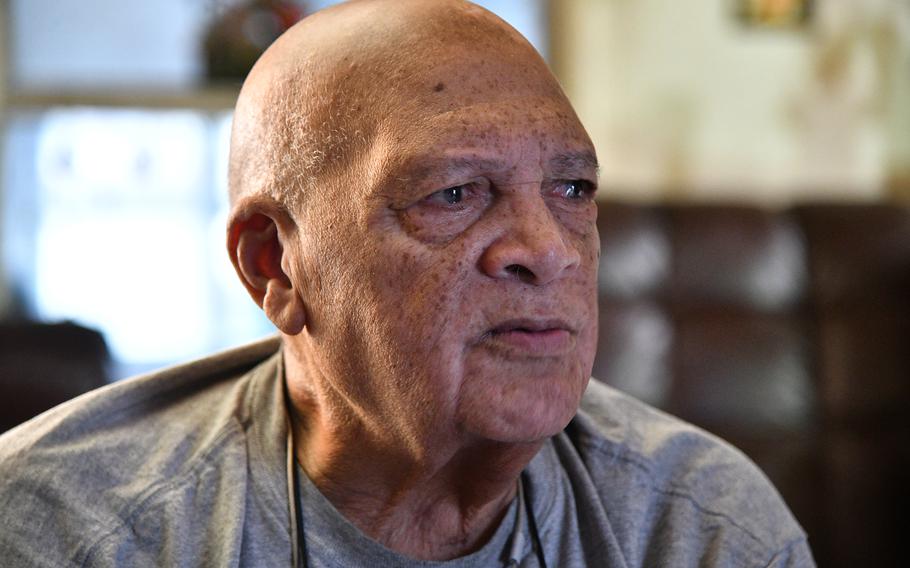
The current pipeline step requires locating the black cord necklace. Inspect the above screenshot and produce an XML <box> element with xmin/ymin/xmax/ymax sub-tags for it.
<box><xmin>520</xmin><ymin>471</ymin><xmax>548</xmax><ymax>568</ymax></box>
<box><xmin>286</xmin><ymin>429</ymin><xmax>546</xmax><ymax>567</ymax></box>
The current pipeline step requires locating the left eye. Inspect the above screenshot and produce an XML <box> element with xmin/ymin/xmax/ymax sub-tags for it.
<box><xmin>439</xmin><ymin>186</ymin><xmax>465</xmax><ymax>205</ymax></box>
<box><xmin>426</xmin><ymin>184</ymin><xmax>472</xmax><ymax>207</ymax></box>
<box><xmin>560</xmin><ymin>180</ymin><xmax>594</xmax><ymax>200</ymax></box>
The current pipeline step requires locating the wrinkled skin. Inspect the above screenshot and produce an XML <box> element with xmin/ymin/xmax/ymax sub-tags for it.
<box><xmin>227</xmin><ymin>0</ymin><xmax>599</xmax><ymax>560</ymax></box>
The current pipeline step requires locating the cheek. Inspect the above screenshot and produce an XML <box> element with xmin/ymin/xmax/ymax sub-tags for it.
<box><xmin>358</xmin><ymin>243</ymin><xmax>479</xmax><ymax>409</ymax></box>
<box><xmin>573</xmin><ymin>212</ymin><xmax>601</xmax><ymax>284</ymax></box>
<box><xmin>580</xmin><ymin>232</ymin><xmax>601</xmax><ymax>344</ymax></box>
<box><xmin>552</xmin><ymin>200</ymin><xmax>599</xmax><ymax>240</ymax></box>
<box><xmin>365</xmin><ymin>236</ymin><xmax>477</xmax><ymax>352</ymax></box>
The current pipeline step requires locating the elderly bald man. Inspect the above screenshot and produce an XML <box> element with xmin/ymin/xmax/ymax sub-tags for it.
<box><xmin>0</xmin><ymin>1</ymin><xmax>813</xmax><ymax>566</ymax></box>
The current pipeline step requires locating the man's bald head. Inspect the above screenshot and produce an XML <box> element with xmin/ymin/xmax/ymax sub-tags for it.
<box><xmin>227</xmin><ymin>0</ymin><xmax>599</xmax><ymax>462</ymax></box>
<box><xmin>228</xmin><ymin>0</ymin><xmax>565</xmax><ymax>215</ymax></box>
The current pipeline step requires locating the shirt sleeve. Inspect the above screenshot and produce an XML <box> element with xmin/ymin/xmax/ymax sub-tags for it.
<box><xmin>762</xmin><ymin>537</ymin><xmax>817</xmax><ymax>568</ymax></box>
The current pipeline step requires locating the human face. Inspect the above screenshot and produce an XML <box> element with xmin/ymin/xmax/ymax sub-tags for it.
<box><xmin>297</xmin><ymin>57</ymin><xmax>599</xmax><ymax>447</ymax></box>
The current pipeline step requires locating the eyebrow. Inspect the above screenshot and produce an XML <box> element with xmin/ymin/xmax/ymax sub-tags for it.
<box><xmin>548</xmin><ymin>150</ymin><xmax>600</xmax><ymax>177</ymax></box>
<box><xmin>401</xmin><ymin>155</ymin><xmax>508</xmax><ymax>183</ymax></box>
<box><xmin>407</xmin><ymin>151</ymin><xmax>598</xmax><ymax>177</ymax></box>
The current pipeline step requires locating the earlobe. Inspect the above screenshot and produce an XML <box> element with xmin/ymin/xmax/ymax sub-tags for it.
<box><xmin>264</xmin><ymin>279</ymin><xmax>306</xmax><ymax>335</ymax></box>
<box><xmin>228</xmin><ymin>209</ymin><xmax>307</xmax><ymax>335</ymax></box>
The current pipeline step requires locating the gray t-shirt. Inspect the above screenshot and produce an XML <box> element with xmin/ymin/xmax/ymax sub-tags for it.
<box><xmin>296</xmin><ymin>464</ymin><xmax>523</xmax><ymax>567</ymax></box>
<box><xmin>0</xmin><ymin>336</ymin><xmax>815</xmax><ymax>567</ymax></box>
<box><xmin>297</xmin><ymin>452</ymin><xmax>618</xmax><ymax>568</ymax></box>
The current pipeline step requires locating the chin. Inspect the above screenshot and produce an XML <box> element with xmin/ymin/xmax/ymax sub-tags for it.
<box><xmin>458</xmin><ymin>371</ymin><xmax>590</xmax><ymax>443</ymax></box>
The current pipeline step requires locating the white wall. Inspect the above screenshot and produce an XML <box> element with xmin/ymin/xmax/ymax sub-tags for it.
<box><xmin>556</xmin><ymin>0</ymin><xmax>910</xmax><ymax>203</ymax></box>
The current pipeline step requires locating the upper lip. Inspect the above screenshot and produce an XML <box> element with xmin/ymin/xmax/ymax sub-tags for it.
<box><xmin>488</xmin><ymin>318</ymin><xmax>573</xmax><ymax>335</ymax></box>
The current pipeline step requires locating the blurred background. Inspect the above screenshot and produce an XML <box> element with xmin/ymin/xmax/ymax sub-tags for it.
<box><xmin>0</xmin><ymin>0</ymin><xmax>908</xmax><ymax>376</ymax></box>
<box><xmin>555</xmin><ymin>0</ymin><xmax>910</xmax><ymax>202</ymax></box>
<box><xmin>0</xmin><ymin>2</ymin><xmax>908</xmax><ymax>565</ymax></box>
<box><xmin>0</xmin><ymin>0</ymin><xmax>547</xmax><ymax>379</ymax></box>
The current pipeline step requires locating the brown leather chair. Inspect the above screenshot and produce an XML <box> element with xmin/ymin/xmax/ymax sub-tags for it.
<box><xmin>0</xmin><ymin>321</ymin><xmax>110</xmax><ymax>434</ymax></box>
<box><xmin>594</xmin><ymin>201</ymin><xmax>910</xmax><ymax>567</ymax></box>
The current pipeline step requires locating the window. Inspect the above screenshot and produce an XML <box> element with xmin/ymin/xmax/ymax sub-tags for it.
<box><xmin>0</xmin><ymin>0</ymin><xmax>547</xmax><ymax>379</ymax></box>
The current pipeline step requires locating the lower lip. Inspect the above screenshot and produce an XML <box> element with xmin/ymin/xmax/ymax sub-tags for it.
<box><xmin>485</xmin><ymin>328</ymin><xmax>573</xmax><ymax>356</ymax></box>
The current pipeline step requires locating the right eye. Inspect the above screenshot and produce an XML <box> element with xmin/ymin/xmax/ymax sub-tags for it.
<box><xmin>400</xmin><ymin>179</ymin><xmax>492</xmax><ymax>244</ymax></box>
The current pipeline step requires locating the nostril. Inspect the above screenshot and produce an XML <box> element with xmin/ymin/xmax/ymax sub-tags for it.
<box><xmin>506</xmin><ymin>264</ymin><xmax>535</xmax><ymax>282</ymax></box>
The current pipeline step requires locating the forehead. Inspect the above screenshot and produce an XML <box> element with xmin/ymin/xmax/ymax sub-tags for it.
<box><xmin>370</xmin><ymin>95</ymin><xmax>595</xmax><ymax>186</ymax></box>
<box><xmin>424</xmin><ymin>97</ymin><xmax>586</xmax><ymax>144</ymax></box>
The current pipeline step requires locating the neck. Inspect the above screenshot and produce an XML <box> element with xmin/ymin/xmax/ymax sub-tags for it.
<box><xmin>284</xmin><ymin>354</ymin><xmax>542</xmax><ymax>560</ymax></box>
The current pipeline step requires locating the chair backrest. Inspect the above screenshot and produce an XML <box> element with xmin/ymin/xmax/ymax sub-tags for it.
<box><xmin>594</xmin><ymin>201</ymin><xmax>910</xmax><ymax>568</ymax></box>
<box><xmin>0</xmin><ymin>321</ymin><xmax>110</xmax><ymax>433</ymax></box>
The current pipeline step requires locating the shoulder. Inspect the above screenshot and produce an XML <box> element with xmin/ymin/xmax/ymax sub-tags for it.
<box><xmin>0</xmin><ymin>336</ymin><xmax>283</xmax><ymax>565</ymax></box>
<box><xmin>564</xmin><ymin>379</ymin><xmax>813</xmax><ymax>566</ymax></box>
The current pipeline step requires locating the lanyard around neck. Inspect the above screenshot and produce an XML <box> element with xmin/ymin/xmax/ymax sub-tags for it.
<box><xmin>286</xmin><ymin>428</ymin><xmax>546</xmax><ymax>568</ymax></box>
<box><xmin>287</xmin><ymin>429</ymin><xmax>306</xmax><ymax>568</ymax></box>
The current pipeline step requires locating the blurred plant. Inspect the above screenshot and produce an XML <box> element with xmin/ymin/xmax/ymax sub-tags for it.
<box><xmin>735</xmin><ymin>0</ymin><xmax>813</xmax><ymax>28</ymax></box>
<box><xmin>201</xmin><ymin>0</ymin><xmax>306</xmax><ymax>82</ymax></box>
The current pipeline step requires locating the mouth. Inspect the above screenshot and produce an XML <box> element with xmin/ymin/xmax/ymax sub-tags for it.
<box><xmin>480</xmin><ymin>318</ymin><xmax>575</xmax><ymax>357</ymax></box>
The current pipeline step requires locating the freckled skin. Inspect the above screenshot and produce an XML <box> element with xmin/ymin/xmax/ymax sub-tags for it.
<box><xmin>298</xmin><ymin>98</ymin><xmax>598</xmax><ymax>448</ymax></box>
<box><xmin>228</xmin><ymin>0</ymin><xmax>599</xmax><ymax>561</ymax></box>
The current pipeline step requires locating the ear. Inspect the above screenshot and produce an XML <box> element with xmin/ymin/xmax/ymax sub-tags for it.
<box><xmin>227</xmin><ymin>207</ymin><xmax>306</xmax><ymax>335</ymax></box>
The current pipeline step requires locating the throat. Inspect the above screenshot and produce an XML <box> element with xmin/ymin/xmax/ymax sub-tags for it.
<box><xmin>295</xmin><ymin>461</ymin><xmax>524</xmax><ymax>562</ymax></box>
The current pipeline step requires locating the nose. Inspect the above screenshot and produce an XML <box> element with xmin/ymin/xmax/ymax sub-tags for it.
<box><xmin>479</xmin><ymin>195</ymin><xmax>581</xmax><ymax>286</ymax></box>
